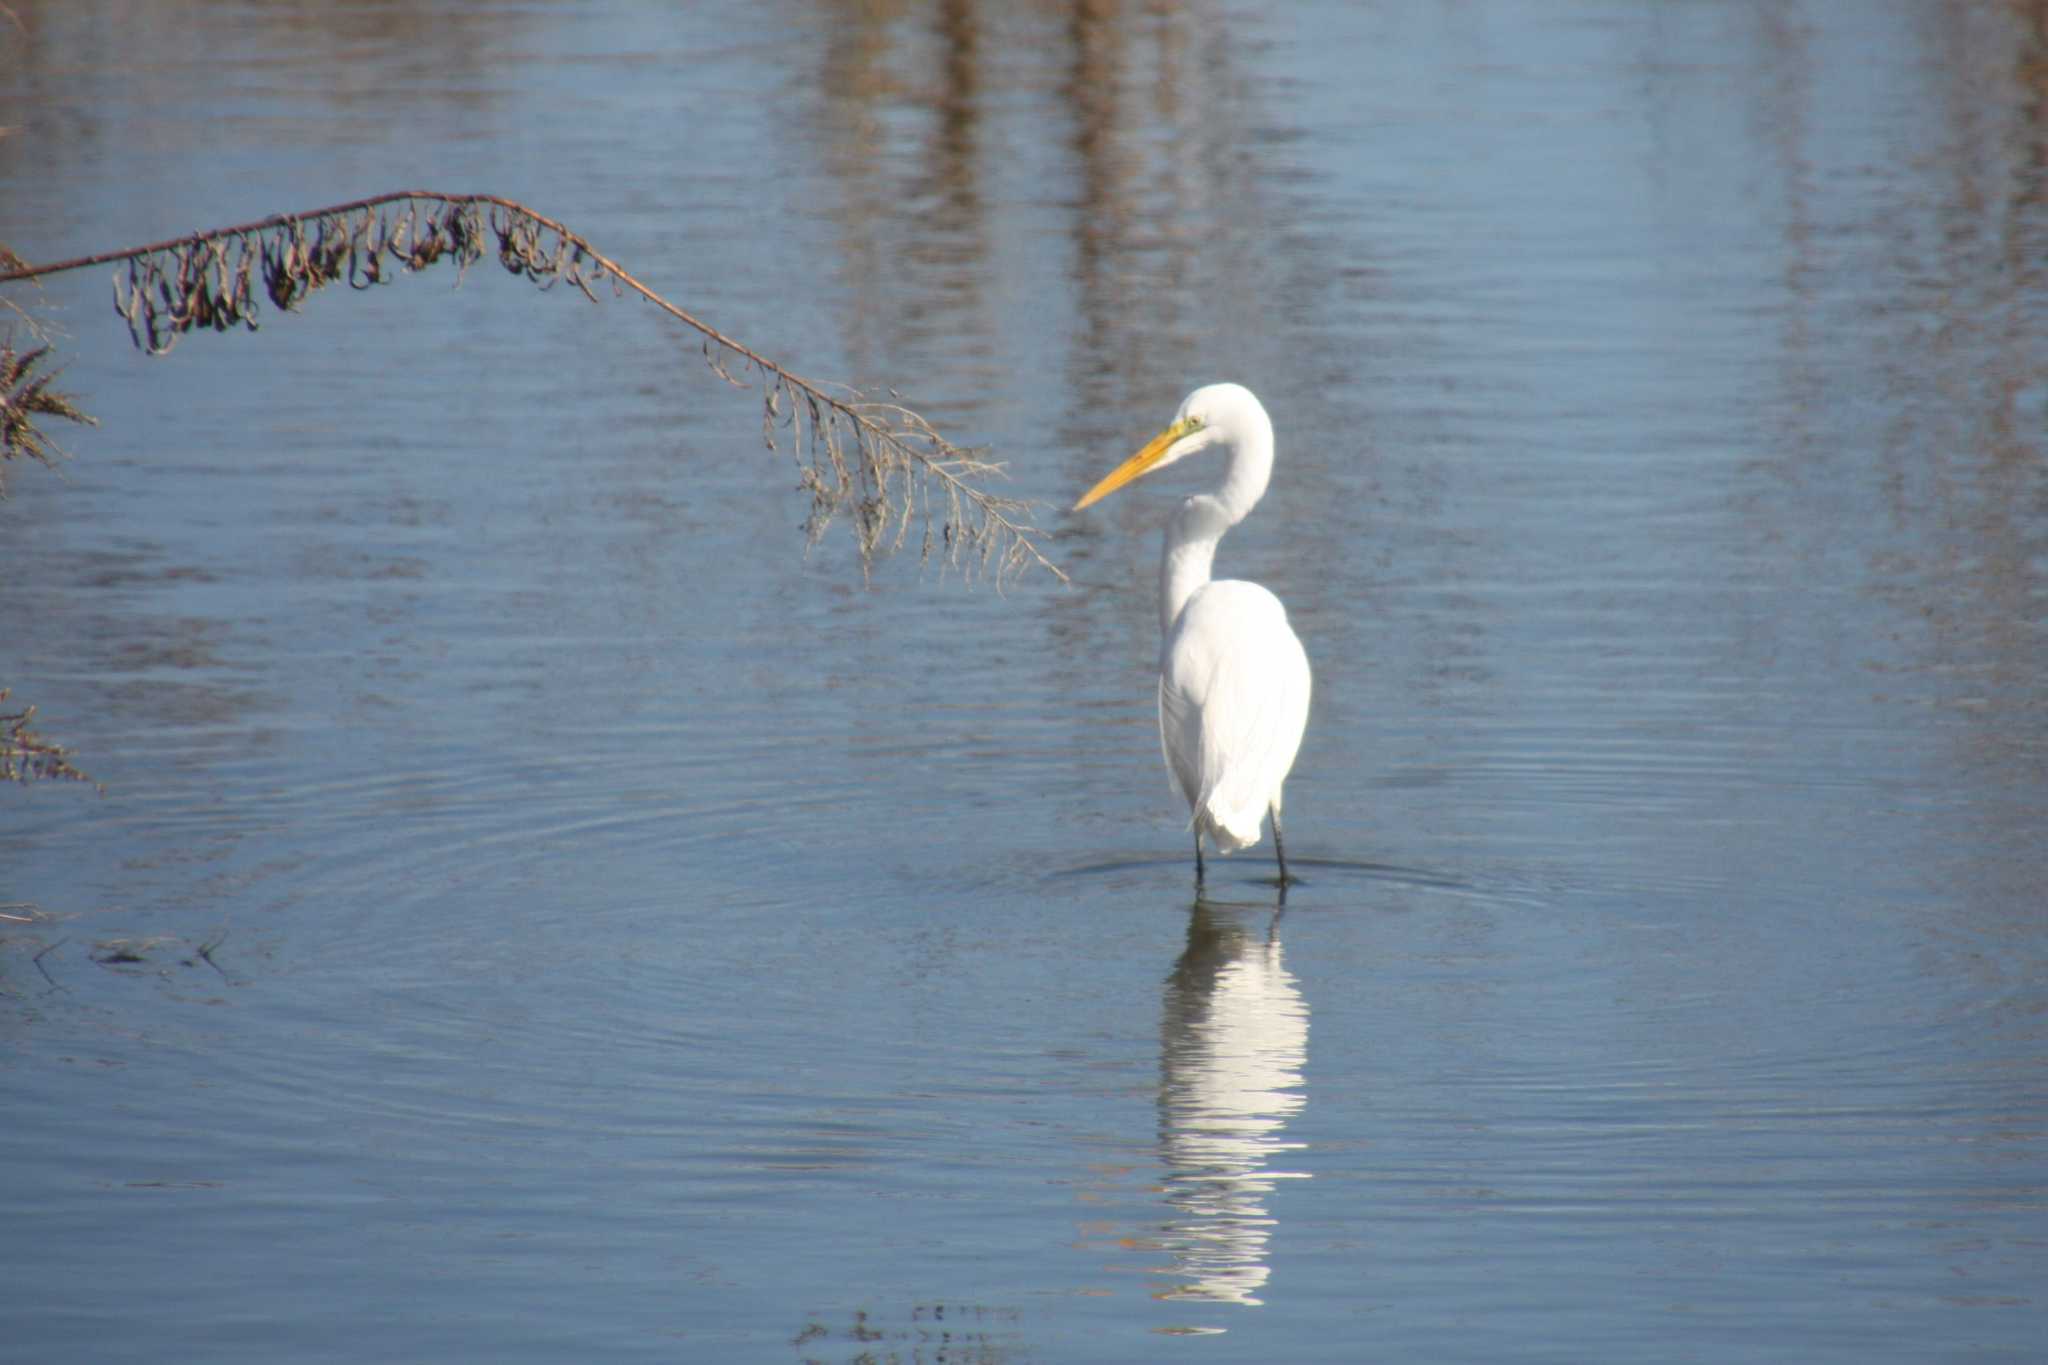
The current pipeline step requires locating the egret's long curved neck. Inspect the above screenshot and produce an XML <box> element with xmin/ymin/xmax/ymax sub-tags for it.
<box><xmin>1158</xmin><ymin>415</ymin><xmax>1274</xmax><ymax>636</ymax></box>
<box><xmin>1160</xmin><ymin>512</ymin><xmax>1221</xmax><ymax>637</ymax></box>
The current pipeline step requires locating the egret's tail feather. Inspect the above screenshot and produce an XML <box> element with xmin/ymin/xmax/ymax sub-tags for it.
<box><xmin>1193</xmin><ymin>806</ymin><xmax>1263</xmax><ymax>855</ymax></box>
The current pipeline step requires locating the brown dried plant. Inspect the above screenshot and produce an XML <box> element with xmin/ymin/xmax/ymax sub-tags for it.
<box><xmin>0</xmin><ymin>337</ymin><xmax>96</xmax><ymax>494</ymax></box>
<box><xmin>0</xmin><ymin>190</ymin><xmax>1063</xmax><ymax>584</ymax></box>
<box><xmin>0</xmin><ymin>690</ymin><xmax>91</xmax><ymax>786</ymax></box>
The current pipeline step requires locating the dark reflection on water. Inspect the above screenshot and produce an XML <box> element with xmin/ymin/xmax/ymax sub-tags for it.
<box><xmin>4</xmin><ymin>2</ymin><xmax>2048</xmax><ymax>1362</ymax></box>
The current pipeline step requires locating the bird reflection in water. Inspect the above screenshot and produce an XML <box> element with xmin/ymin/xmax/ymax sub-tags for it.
<box><xmin>1152</xmin><ymin>898</ymin><xmax>1310</xmax><ymax>1308</ymax></box>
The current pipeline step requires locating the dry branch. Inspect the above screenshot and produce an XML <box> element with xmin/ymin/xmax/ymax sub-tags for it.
<box><xmin>0</xmin><ymin>191</ymin><xmax>1062</xmax><ymax>583</ymax></box>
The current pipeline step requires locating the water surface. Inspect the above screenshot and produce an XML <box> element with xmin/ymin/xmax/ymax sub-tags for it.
<box><xmin>3</xmin><ymin>2</ymin><xmax>2045</xmax><ymax>1360</ymax></box>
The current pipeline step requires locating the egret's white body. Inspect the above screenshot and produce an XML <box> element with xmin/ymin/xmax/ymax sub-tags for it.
<box><xmin>1074</xmin><ymin>383</ymin><xmax>1311</xmax><ymax>884</ymax></box>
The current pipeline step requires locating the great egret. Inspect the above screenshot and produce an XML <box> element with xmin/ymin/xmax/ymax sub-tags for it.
<box><xmin>1074</xmin><ymin>383</ymin><xmax>1312</xmax><ymax>888</ymax></box>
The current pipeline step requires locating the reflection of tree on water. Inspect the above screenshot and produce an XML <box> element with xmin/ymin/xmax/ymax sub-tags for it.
<box><xmin>1154</xmin><ymin>900</ymin><xmax>1310</xmax><ymax>1307</ymax></box>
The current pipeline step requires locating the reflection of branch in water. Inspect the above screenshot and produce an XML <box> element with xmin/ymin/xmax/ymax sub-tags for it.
<box><xmin>789</xmin><ymin>1301</ymin><xmax>1021</xmax><ymax>1361</ymax></box>
<box><xmin>1154</xmin><ymin>900</ymin><xmax>1310</xmax><ymax>1307</ymax></box>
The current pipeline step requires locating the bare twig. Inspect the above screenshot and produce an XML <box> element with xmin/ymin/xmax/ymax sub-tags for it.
<box><xmin>0</xmin><ymin>191</ymin><xmax>1064</xmax><ymax>584</ymax></box>
<box><xmin>33</xmin><ymin>938</ymin><xmax>65</xmax><ymax>991</ymax></box>
<box><xmin>192</xmin><ymin>929</ymin><xmax>229</xmax><ymax>981</ymax></box>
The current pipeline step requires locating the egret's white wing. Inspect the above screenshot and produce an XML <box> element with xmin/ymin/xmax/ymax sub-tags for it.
<box><xmin>1159</xmin><ymin>580</ymin><xmax>1311</xmax><ymax>853</ymax></box>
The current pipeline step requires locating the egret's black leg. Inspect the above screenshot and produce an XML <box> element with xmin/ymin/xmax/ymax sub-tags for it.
<box><xmin>1194</xmin><ymin>833</ymin><xmax>1206</xmax><ymax>891</ymax></box>
<box><xmin>1272</xmin><ymin>809</ymin><xmax>1294</xmax><ymax>887</ymax></box>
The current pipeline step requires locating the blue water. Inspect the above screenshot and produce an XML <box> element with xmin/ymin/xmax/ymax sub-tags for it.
<box><xmin>3</xmin><ymin>2</ymin><xmax>2045</xmax><ymax>1360</ymax></box>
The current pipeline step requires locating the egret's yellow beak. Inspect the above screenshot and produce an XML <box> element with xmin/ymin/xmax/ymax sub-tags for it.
<box><xmin>1072</xmin><ymin>417</ymin><xmax>1201</xmax><ymax>511</ymax></box>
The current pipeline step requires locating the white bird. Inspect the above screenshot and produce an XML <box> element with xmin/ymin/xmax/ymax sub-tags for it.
<box><xmin>1074</xmin><ymin>383</ymin><xmax>1312</xmax><ymax>889</ymax></box>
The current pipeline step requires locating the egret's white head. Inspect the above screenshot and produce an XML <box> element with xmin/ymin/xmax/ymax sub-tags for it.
<box><xmin>1073</xmin><ymin>383</ymin><xmax>1270</xmax><ymax>512</ymax></box>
